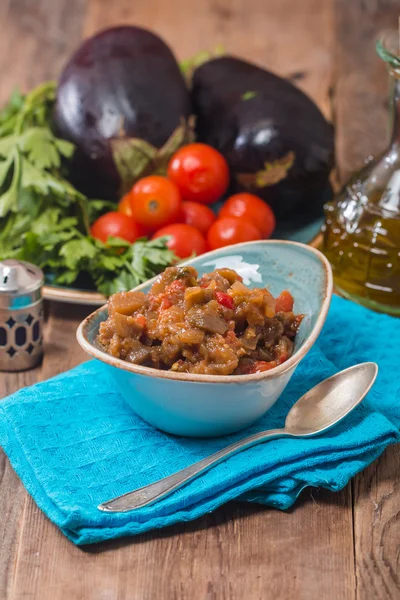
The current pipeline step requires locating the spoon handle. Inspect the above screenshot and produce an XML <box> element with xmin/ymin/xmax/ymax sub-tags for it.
<box><xmin>98</xmin><ymin>428</ymin><xmax>289</xmax><ymax>512</ymax></box>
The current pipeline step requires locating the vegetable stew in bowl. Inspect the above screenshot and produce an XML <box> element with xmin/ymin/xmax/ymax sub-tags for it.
<box><xmin>78</xmin><ymin>240</ymin><xmax>332</xmax><ymax>436</ymax></box>
<box><xmin>97</xmin><ymin>266</ymin><xmax>303</xmax><ymax>376</ymax></box>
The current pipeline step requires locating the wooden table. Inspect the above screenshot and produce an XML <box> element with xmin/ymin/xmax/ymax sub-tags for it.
<box><xmin>1</xmin><ymin>1</ymin><xmax>399</xmax><ymax>598</ymax></box>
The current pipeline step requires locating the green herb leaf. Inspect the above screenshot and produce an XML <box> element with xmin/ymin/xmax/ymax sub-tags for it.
<box><xmin>20</xmin><ymin>157</ymin><xmax>68</xmax><ymax>196</ymax></box>
<box><xmin>0</xmin><ymin>90</ymin><xmax>24</xmax><ymax>136</ymax></box>
<box><xmin>0</xmin><ymin>90</ymin><xmax>24</xmax><ymax>121</ymax></box>
<box><xmin>0</xmin><ymin>135</ymin><xmax>18</xmax><ymax>157</ymax></box>
<box><xmin>0</xmin><ymin>154</ymin><xmax>13</xmax><ymax>188</ymax></box>
<box><xmin>20</xmin><ymin>157</ymin><xmax>52</xmax><ymax>194</ymax></box>
<box><xmin>19</xmin><ymin>127</ymin><xmax>61</xmax><ymax>169</ymax></box>
<box><xmin>54</xmin><ymin>269</ymin><xmax>80</xmax><ymax>285</ymax></box>
<box><xmin>103</xmin><ymin>236</ymin><xmax>131</xmax><ymax>248</ymax></box>
<box><xmin>0</xmin><ymin>149</ymin><xmax>20</xmax><ymax>217</ymax></box>
<box><xmin>130</xmin><ymin>236</ymin><xmax>177</xmax><ymax>280</ymax></box>
<box><xmin>97</xmin><ymin>270</ymin><xmax>135</xmax><ymax>296</ymax></box>
<box><xmin>59</xmin><ymin>238</ymin><xmax>98</xmax><ymax>270</ymax></box>
<box><xmin>241</xmin><ymin>91</ymin><xmax>258</xmax><ymax>101</ymax></box>
<box><xmin>16</xmin><ymin>188</ymin><xmax>40</xmax><ymax>216</ymax></box>
<box><xmin>86</xmin><ymin>199</ymin><xmax>117</xmax><ymax>222</ymax></box>
<box><xmin>54</xmin><ymin>138</ymin><xmax>75</xmax><ymax>158</ymax></box>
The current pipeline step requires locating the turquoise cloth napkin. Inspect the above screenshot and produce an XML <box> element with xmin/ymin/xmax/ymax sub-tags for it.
<box><xmin>0</xmin><ymin>295</ymin><xmax>399</xmax><ymax>545</ymax></box>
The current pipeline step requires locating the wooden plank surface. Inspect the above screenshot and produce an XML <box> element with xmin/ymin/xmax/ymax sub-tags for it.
<box><xmin>83</xmin><ymin>0</ymin><xmax>334</xmax><ymax>118</ymax></box>
<box><xmin>0</xmin><ymin>0</ymin><xmax>88</xmax><ymax>104</ymax></box>
<box><xmin>0</xmin><ymin>0</ymin><xmax>399</xmax><ymax>598</ymax></box>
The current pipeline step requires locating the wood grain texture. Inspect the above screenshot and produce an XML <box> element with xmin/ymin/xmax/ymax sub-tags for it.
<box><xmin>0</xmin><ymin>0</ymin><xmax>88</xmax><ymax>105</ymax></box>
<box><xmin>0</xmin><ymin>370</ymin><xmax>37</xmax><ymax>599</ymax></box>
<box><xmin>333</xmin><ymin>0</ymin><xmax>400</xmax><ymax>183</ymax></box>
<box><xmin>0</xmin><ymin>0</ymin><xmax>399</xmax><ymax>598</ymax></box>
<box><xmin>353</xmin><ymin>447</ymin><xmax>400</xmax><ymax>600</ymax></box>
<box><xmin>10</xmin><ymin>485</ymin><xmax>356</xmax><ymax>600</ymax></box>
<box><xmin>83</xmin><ymin>0</ymin><xmax>334</xmax><ymax>118</ymax></box>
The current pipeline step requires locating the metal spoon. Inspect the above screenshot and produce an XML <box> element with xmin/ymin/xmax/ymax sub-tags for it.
<box><xmin>98</xmin><ymin>362</ymin><xmax>378</xmax><ymax>513</ymax></box>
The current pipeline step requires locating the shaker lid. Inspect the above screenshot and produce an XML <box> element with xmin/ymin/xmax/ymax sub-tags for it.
<box><xmin>0</xmin><ymin>260</ymin><xmax>44</xmax><ymax>295</ymax></box>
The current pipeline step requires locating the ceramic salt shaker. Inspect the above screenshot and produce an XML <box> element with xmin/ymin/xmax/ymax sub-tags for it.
<box><xmin>0</xmin><ymin>260</ymin><xmax>44</xmax><ymax>372</ymax></box>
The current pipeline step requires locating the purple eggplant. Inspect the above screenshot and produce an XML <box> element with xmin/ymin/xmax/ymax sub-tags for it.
<box><xmin>54</xmin><ymin>26</ymin><xmax>192</xmax><ymax>199</ymax></box>
<box><xmin>191</xmin><ymin>57</ymin><xmax>334</xmax><ymax>222</ymax></box>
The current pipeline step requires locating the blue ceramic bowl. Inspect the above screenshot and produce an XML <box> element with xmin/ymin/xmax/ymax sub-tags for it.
<box><xmin>77</xmin><ymin>241</ymin><xmax>332</xmax><ymax>437</ymax></box>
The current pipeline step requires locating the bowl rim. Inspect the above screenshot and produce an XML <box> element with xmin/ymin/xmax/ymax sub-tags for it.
<box><xmin>76</xmin><ymin>240</ymin><xmax>333</xmax><ymax>385</ymax></box>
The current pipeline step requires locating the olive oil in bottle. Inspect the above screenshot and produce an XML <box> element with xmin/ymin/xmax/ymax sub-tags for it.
<box><xmin>322</xmin><ymin>33</ymin><xmax>400</xmax><ymax>316</ymax></box>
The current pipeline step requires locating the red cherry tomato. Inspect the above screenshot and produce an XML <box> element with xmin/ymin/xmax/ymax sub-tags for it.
<box><xmin>219</xmin><ymin>193</ymin><xmax>276</xmax><ymax>238</ymax></box>
<box><xmin>275</xmin><ymin>290</ymin><xmax>294</xmax><ymax>313</ymax></box>
<box><xmin>207</xmin><ymin>217</ymin><xmax>262</xmax><ymax>250</ymax></box>
<box><xmin>181</xmin><ymin>201</ymin><xmax>216</xmax><ymax>235</ymax></box>
<box><xmin>130</xmin><ymin>175</ymin><xmax>182</xmax><ymax>231</ymax></box>
<box><xmin>118</xmin><ymin>195</ymin><xmax>151</xmax><ymax>237</ymax></box>
<box><xmin>90</xmin><ymin>212</ymin><xmax>141</xmax><ymax>244</ymax></box>
<box><xmin>152</xmin><ymin>224</ymin><xmax>208</xmax><ymax>259</ymax></box>
<box><xmin>168</xmin><ymin>143</ymin><xmax>229</xmax><ymax>204</ymax></box>
<box><xmin>118</xmin><ymin>193</ymin><xmax>133</xmax><ymax>216</ymax></box>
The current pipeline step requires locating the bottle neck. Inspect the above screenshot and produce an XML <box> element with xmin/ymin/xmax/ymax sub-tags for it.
<box><xmin>358</xmin><ymin>70</ymin><xmax>400</xmax><ymax>214</ymax></box>
<box><xmin>389</xmin><ymin>72</ymin><xmax>400</xmax><ymax>144</ymax></box>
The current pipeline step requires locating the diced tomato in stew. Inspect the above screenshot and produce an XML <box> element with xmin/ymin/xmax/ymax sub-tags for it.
<box><xmin>252</xmin><ymin>360</ymin><xmax>280</xmax><ymax>373</ymax></box>
<box><xmin>135</xmin><ymin>314</ymin><xmax>147</xmax><ymax>328</ymax></box>
<box><xmin>275</xmin><ymin>290</ymin><xmax>294</xmax><ymax>312</ymax></box>
<box><xmin>215</xmin><ymin>291</ymin><xmax>234</xmax><ymax>309</ymax></box>
<box><xmin>160</xmin><ymin>297</ymin><xmax>172</xmax><ymax>310</ymax></box>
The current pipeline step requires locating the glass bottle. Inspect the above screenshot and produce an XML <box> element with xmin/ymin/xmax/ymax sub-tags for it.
<box><xmin>322</xmin><ymin>32</ymin><xmax>400</xmax><ymax>316</ymax></box>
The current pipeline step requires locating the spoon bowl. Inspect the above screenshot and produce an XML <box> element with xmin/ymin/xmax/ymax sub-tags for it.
<box><xmin>99</xmin><ymin>362</ymin><xmax>378</xmax><ymax>512</ymax></box>
<box><xmin>285</xmin><ymin>362</ymin><xmax>378</xmax><ymax>435</ymax></box>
